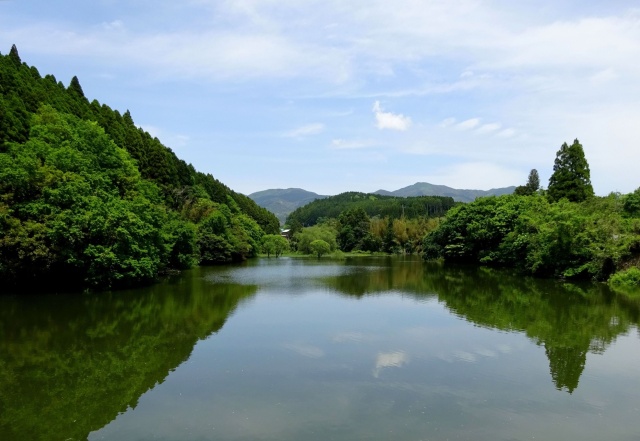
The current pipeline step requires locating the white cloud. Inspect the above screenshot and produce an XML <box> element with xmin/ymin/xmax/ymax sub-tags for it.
<box><xmin>284</xmin><ymin>123</ymin><xmax>325</xmax><ymax>138</ymax></box>
<box><xmin>456</xmin><ymin>118</ymin><xmax>480</xmax><ymax>131</ymax></box>
<box><xmin>440</xmin><ymin>117</ymin><xmax>456</xmax><ymax>127</ymax></box>
<box><xmin>101</xmin><ymin>20</ymin><xmax>124</xmax><ymax>31</ymax></box>
<box><xmin>590</xmin><ymin>68</ymin><xmax>618</xmax><ymax>85</ymax></box>
<box><xmin>497</xmin><ymin>128</ymin><xmax>516</xmax><ymax>138</ymax></box>
<box><xmin>330</xmin><ymin>138</ymin><xmax>375</xmax><ymax>149</ymax></box>
<box><xmin>477</xmin><ymin>123</ymin><xmax>501</xmax><ymax>134</ymax></box>
<box><xmin>372</xmin><ymin>101</ymin><xmax>412</xmax><ymax>131</ymax></box>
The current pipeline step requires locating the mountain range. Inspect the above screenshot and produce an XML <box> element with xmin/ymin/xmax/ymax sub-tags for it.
<box><xmin>374</xmin><ymin>182</ymin><xmax>515</xmax><ymax>202</ymax></box>
<box><xmin>249</xmin><ymin>183</ymin><xmax>515</xmax><ymax>224</ymax></box>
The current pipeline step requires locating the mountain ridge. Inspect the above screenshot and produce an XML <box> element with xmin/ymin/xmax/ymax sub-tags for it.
<box><xmin>249</xmin><ymin>183</ymin><xmax>515</xmax><ymax>223</ymax></box>
<box><xmin>248</xmin><ymin>188</ymin><xmax>328</xmax><ymax>224</ymax></box>
<box><xmin>374</xmin><ymin>182</ymin><xmax>516</xmax><ymax>202</ymax></box>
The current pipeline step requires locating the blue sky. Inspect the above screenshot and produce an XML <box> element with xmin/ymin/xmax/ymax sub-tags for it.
<box><xmin>1</xmin><ymin>1</ymin><xmax>639</xmax><ymax>196</ymax></box>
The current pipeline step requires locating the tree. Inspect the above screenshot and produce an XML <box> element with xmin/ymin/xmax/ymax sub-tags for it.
<box><xmin>547</xmin><ymin>139</ymin><xmax>594</xmax><ymax>203</ymax></box>
<box><xmin>261</xmin><ymin>234</ymin><xmax>289</xmax><ymax>258</ymax></box>
<box><xmin>294</xmin><ymin>224</ymin><xmax>337</xmax><ymax>254</ymax></box>
<box><xmin>527</xmin><ymin>169</ymin><xmax>540</xmax><ymax>193</ymax></box>
<box><xmin>309</xmin><ymin>239</ymin><xmax>331</xmax><ymax>258</ymax></box>
<box><xmin>337</xmin><ymin>208</ymin><xmax>370</xmax><ymax>252</ymax></box>
<box><xmin>9</xmin><ymin>44</ymin><xmax>21</xmax><ymax>67</ymax></box>
<box><xmin>68</xmin><ymin>76</ymin><xmax>85</xmax><ymax>98</ymax></box>
<box><xmin>515</xmin><ymin>169</ymin><xmax>541</xmax><ymax>196</ymax></box>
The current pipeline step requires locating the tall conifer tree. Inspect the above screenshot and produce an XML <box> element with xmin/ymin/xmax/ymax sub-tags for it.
<box><xmin>547</xmin><ymin>139</ymin><xmax>594</xmax><ymax>202</ymax></box>
<box><xmin>68</xmin><ymin>75</ymin><xmax>85</xmax><ymax>98</ymax></box>
<box><xmin>8</xmin><ymin>44</ymin><xmax>21</xmax><ymax>67</ymax></box>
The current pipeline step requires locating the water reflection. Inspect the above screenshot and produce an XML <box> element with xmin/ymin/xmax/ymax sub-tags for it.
<box><xmin>373</xmin><ymin>351</ymin><xmax>408</xmax><ymax>378</ymax></box>
<box><xmin>320</xmin><ymin>257</ymin><xmax>640</xmax><ymax>393</ymax></box>
<box><xmin>2</xmin><ymin>257</ymin><xmax>640</xmax><ymax>441</ymax></box>
<box><xmin>0</xmin><ymin>266</ymin><xmax>256</xmax><ymax>441</ymax></box>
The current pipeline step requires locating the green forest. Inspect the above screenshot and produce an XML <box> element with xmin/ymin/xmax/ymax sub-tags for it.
<box><xmin>286</xmin><ymin>191</ymin><xmax>455</xmax><ymax>226</ymax></box>
<box><xmin>283</xmin><ymin>191</ymin><xmax>455</xmax><ymax>255</ymax></box>
<box><xmin>422</xmin><ymin>140</ymin><xmax>640</xmax><ymax>289</ymax></box>
<box><xmin>0</xmin><ymin>45</ymin><xmax>279</xmax><ymax>290</ymax></box>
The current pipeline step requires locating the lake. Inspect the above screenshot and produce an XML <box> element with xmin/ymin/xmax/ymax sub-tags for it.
<box><xmin>1</xmin><ymin>256</ymin><xmax>639</xmax><ymax>441</ymax></box>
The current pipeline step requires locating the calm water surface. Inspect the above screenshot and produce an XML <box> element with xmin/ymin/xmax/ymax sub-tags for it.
<box><xmin>1</xmin><ymin>257</ymin><xmax>640</xmax><ymax>441</ymax></box>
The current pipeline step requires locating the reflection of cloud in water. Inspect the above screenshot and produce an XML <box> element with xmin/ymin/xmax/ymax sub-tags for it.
<box><xmin>474</xmin><ymin>348</ymin><xmax>497</xmax><ymax>357</ymax></box>
<box><xmin>453</xmin><ymin>351</ymin><xmax>477</xmax><ymax>363</ymax></box>
<box><xmin>438</xmin><ymin>344</ymin><xmax>511</xmax><ymax>363</ymax></box>
<box><xmin>332</xmin><ymin>331</ymin><xmax>366</xmax><ymax>343</ymax></box>
<box><xmin>373</xmin><ymin>351</ymin><xmax>408</xmax><ymax>378</ymax></box>
<box><xmin>283</xmin><ymin>342</ymin><xmax>324</xmax><ymax>358</ymax></box>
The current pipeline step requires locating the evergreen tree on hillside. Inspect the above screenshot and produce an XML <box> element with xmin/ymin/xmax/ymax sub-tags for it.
<box><xmin>526</xmin><ymin>169</ymin><xmax>540</xmax><ymax>193</ymax></box>
<box><xmin>68</xmin><ymin>75</ymin><xmax>85</xmax><ymax>98</ymax></box>
<box><xmin>9</xmin><ymin>44</ymin><xmax>21</xmax><ymax>67</ymax></box>
<box><xmin>514</xmin><ymin>169</ymin><xmax>540</xmax><ymax>196</ymax></box>
<box><xmin>547</xmin><ymin>139</ymin><xmax>594</xmax><ymax>203</ymax></box>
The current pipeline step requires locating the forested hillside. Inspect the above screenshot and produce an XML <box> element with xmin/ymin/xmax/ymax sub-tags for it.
<box><xmin>0</xmin><ymin>45</ymin><xmax>279</xmax><ymax>290</ymax></box>
<box><xmin>286</xmin><ymin>191</ymin><xmax>455</xmax><ymax>227</ymax></box>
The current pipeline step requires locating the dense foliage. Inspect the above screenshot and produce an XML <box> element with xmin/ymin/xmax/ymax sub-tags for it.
<box><xmin>260</xmin><ymin>234</ymin><xmax>289</xmax><ymax>258</ymax></box>
<box><xmin>423</xmin><ymin>192</ymin><xmax>640</xmax><ymax>280</ymax></box>
<box><xmin>286</xmin><ymin>191</ymin><xmax>455</xmax><ymax>227</ymax></box>
<box><xmin>423</xmin><ymin>139</ymin><xmax>639</xmax><ymax>282</ymax></box>
<box><xmin>0</xmin><ymin>45</ymin><xmax>279</xmax><ymax>289</ymax></box>
<box><xmin>291</xmin><ymin>211</ymin><xmax>441</xmax><ymax>256</ymax></box>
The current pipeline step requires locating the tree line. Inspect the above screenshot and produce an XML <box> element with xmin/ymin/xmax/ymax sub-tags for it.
<box><xmin>423</xmin><ymin>139</ymin><xmax>640</xmax><ymax>289</ymax></box>
<box><xmin>0</xmin><ymin>45</ymin><xmax>279</xmax><ymax>290</ymax></box>
<box><xmin>276</xmin><ymin>191</ymin><xmax>456</xmax><ymax>257</ymax></box>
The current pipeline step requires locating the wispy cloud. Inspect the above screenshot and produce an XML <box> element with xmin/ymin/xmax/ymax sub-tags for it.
<box><xmin>283</xmin><ymin>123</ymin><xmax>325</xmax><ymax>138</ymax></box>
<box><xmin>456</xmin><ymin>118</ymin><xmax>480</xmax><ymax>131</ymax></box>
<box><xmin>497</xmin><ymin>128</ymin><xmax>516</xmax><ymax>138</ymax></box>
<box><xmin>477</xmin><ymin>122</ymin><xmax>501</xmax><ymax>134</ymax></box>
<box><xmin>372</xmin><ymin>101</ymin><xmax>411</xmax><ymax>131</ymax></box>
<box><xmin>330</xmin><ymin>138</ymin><xmax>375</xmax><ymax>149</ymax></box>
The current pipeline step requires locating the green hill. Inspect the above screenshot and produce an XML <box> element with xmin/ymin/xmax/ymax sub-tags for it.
<box><xmin>0</xmin><ymin>44</ymin><xmax>279</xmax><ymax>290</ymax></box>
<box><xmin>286</xmin><ymin>192</ymin><xmax>456</xmax><ymax>226</ymax></box>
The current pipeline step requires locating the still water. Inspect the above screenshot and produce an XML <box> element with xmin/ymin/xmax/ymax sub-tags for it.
<box><xmin>1</xmin><ymin>257</ymin><xmax>640</xmax><ymax>440</ymax></box>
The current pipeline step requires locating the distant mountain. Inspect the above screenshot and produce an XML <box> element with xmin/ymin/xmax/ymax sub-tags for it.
<box><xmin>250</xmin><ymin>183</ymin><xmax>515</xmax><ymax>224</ymax></box>
<box><xmin>248</xmin><ymin>188</ymin><xmax>328</xmax><ymax>224</ymax></box>
<box><xmin>374</xmin><ymin>182</ymin><xmax>516</xmax><ymax>203</ymax></box>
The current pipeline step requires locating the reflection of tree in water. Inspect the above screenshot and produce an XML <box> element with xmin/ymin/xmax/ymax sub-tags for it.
<box><xmin>545</xmin><ymin>345</ymin><xmax>586</xmax><ymax>393</ymax></box>
<box><xmin>322</xmin><ymin>258</ymin><xmax>639</xmax><ymax>393</ymax></box>
<box><xmin>0</xmin><ymin>266</ymin><xmax>256</xmax><ymax>441</ymax></box>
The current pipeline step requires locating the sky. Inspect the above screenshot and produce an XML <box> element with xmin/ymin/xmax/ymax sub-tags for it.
<box><xmin>1</xmin><ymin>0</ymin><xmax>639</xmax><ymax>196</ymax></box>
